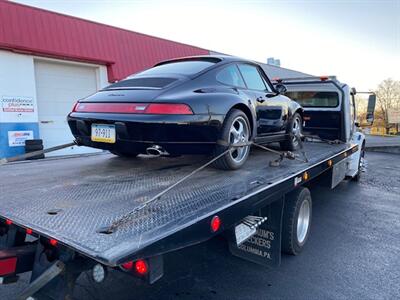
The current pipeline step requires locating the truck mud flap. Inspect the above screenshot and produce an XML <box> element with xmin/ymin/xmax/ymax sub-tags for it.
<box><xmin>228</xmin><ymin>197</ymin><xmax>284</xmax><ymax>267</ymax></box>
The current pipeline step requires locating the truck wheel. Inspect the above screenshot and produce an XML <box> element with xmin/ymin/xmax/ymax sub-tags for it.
<box><xmin>212</xmin><ymin>109</ymin><xmax>251</xmax><ymax>170</ymax></box>
<box><xmin>352</xmin><ymin>143</ymin><xmax>365</xmax><ymax>182</ymax></box>
<box><xmin>282</xmin><ymin>187</ymin><xmax>312</xmax><ymax>255</ymax></box>
<box><xmin>280</xmin><ymin>112</ymin><xmax>303</xmax><ymax>151</ymax></box>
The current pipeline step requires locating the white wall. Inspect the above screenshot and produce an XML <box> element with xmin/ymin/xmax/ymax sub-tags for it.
<box><xmin>0</xmin><ymin>50</ymin><xmax>38</xmax><ymax>123</ymax></box>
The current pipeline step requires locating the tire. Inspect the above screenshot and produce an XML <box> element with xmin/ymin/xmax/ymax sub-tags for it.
<box><xmin>282</xmin><ymin>187</ymin><xmax>312</xmax><ymax>255</ymax></box>
<box><xmin>25</xmin><ymin>144</ymin><xmax>44</xmax><ymax>152</ymax></box>
<box><xmin>110</xmin><ymin>150</ymin><xmax>139</xmax><ymax>158</ymax></box>
<box><xmin>352</xmin><ymin>143</ymin><xmax>365</xmax><ymax>182</ymax></box>
<box><xmin>212</xmin><ymin>109</ymin><xmax>251</xmax><ymax>170</ymax></box>
<box><xmin>280</xmin><ymin>112</ymin><xmax>303</xmax><ymax>151</ymax></box>
<box><xmin>25</xmin><ymin>139</ymin><xmax>43</xmax><ymax>146</ymax></box>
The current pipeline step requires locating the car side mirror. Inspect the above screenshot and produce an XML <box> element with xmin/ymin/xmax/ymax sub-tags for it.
<box><xmin>366</xmin><ymin>94</ymin><xmax>376</xmax><ymax>125</ymax></box>
<box><xmin>355</xmin><ymin>121</ymin><xmax>360</xmax><ymax>128</ymax></box>
<box><xmin>275</xmin><ymin>83</ymin><xmax>287</xmax><ymax>95</ymax></box>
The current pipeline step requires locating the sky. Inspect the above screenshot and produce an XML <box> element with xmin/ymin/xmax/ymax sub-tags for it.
<box><xmin>12</xmin><ymin>0</ymin><xmax>400</xmax><ymax>91</ymax></box>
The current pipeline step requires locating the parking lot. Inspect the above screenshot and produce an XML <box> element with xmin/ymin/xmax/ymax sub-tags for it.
<box><xmin>1</xmin><ymin>150</ymin><xmax>399</xmax><ymax>300</ymax></box>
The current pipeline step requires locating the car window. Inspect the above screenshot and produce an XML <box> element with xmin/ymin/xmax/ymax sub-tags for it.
<box><xmin>216</xmin><ymin>65</ymin><xmax>246</xmax><ymax>88</ymax></box>
<box><xmin>285</xmin><ymin>91</ymin><xmax>339</xmax><ymax>107</ymax></box>
<box><xmin>132</xmin><ymin>60</ymin><xmax>215</xmax><ymax>77</ymax></box>
<box><xmin>238</xmin><ymin>64</ymin><xmax>267</xmax><ymax>91</ymax></box>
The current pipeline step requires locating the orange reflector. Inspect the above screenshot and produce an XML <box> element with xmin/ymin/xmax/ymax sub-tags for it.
<box><xmin>49</xmin><ymin>239</ymin><xmax>58</xmax><ymax>247</ymax></box>
<box><xmin>26</xmin><ymin>228</ymin><xmax>33</xmax><ymax>235</ymax></box>
<box><xmin>303</xmin><ymin>172</ymin><xmax>309</xmax><ymax>181</ymax></box>
<box><xmin>135</xmin><ymin>260</ymin><xmax>148</xmax><ymax>275</ymax></box>
<box><xmin>210</xmin><ymin>216</ymin><xmax>221</xmax><ymax>232</ymax></box>
<box><xmin>327</xmin><ymin>160</ymin><xmax>333</xmax><ymax>167</ymax></box>
<box><xmin>5</xmin><ymin>219</ymin><xmax>12</xmax><ymax>226</ymax></box>
<box><xmin>0</xmin><ymin>257</ymin><xmax>17</xmax><ymax>276</ymax></box>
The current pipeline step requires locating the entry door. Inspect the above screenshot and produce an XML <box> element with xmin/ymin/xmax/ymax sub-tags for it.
<box><xmin>35</xmin><ymin>60</ymin><xmax>101</xmax><ymax>156</ymax></box>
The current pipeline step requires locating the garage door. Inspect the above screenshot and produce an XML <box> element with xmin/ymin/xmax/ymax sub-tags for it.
<box><xmin>35</xmin><ymin>60</ymin><xmax>102</xmax><ymax>156</ymax></box>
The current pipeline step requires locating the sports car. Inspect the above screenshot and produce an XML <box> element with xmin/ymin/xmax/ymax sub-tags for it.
<box><xmin>67</xmin><ymin>55</ymin><xmax>303</xmax><ymax>169</ymax></box>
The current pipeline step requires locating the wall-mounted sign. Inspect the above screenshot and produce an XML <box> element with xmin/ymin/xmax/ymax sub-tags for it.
<box><xmin>8</xmin><ymin>130</ymin><xmax>34</xmax><ymax>147</ymax></box>
<box><xmin>2</xmin><ymin>96</ymin><xmax>34</xmax><ymax>113</ymax></box>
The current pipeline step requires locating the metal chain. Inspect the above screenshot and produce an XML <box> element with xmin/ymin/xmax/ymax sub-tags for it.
<box><xmin>105</xmin><ymin>140</ymin><xmax>307</xmax><ymax>233</ymax></box>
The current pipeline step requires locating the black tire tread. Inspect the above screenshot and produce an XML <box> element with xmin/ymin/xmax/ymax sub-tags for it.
<box><xmin>280</xmin><ymin>112</ymin><xmax>302</xmax><ymax>151</ymax></box>
<box><xmin>282</xmin><ymin>187</ymin><xmax>312</xmax><ymax>255</ymax></box>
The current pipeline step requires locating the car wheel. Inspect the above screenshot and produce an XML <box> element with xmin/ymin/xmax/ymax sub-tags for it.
<box><xmin>282</xmin><ymin>187</ymin><xmax>312</xmax><ymax>255</ymax></box>
<box><xmin>110</xmin><ymin>151</ymin><xmax>139</xmax><ymax>158</ymax></box>
<box><xmin>280</xmin><ymin>112</ymin><xmax>303</xmax><ymax>151</ymax></box>
<box><xmin>212</xmin><ymin>109</ymin><xmax>251</xmax><ymax>170</ymax></box>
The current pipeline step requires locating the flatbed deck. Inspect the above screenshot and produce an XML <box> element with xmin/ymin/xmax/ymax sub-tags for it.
<box><xmin>0</xmin><ymin>142</ymin><xmax>354</xmax><ymax>266</ymax></box>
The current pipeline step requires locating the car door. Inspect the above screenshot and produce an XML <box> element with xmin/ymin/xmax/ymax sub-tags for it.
<box><xmin>237</xmin><ymin>64</ymin><xmax>287</xmax><ymax>136</ymax></box>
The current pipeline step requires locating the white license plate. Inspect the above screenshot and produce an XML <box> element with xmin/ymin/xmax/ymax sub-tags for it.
<box><xmin>91</xmin><ymin>124</ymin><xmax>116</xmax><ymax>143</ymax></box>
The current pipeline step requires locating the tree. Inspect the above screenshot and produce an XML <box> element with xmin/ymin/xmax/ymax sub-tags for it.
<box><xmin>375</xmin><ymin>78</ymin><xmax>400</xmax><ymax>134</ymax></box>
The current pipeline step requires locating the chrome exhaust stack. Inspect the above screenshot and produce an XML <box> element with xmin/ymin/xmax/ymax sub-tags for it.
<box><xmin>146</xmin><ymin>145</ymin><xmax>168</xmax><ymax>156</ymax></box>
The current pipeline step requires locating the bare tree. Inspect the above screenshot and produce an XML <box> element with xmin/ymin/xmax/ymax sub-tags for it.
<box><xmin>375</xmin><ymin>78</ymin><xmax>400</xmax><ymax>134</ymax></box>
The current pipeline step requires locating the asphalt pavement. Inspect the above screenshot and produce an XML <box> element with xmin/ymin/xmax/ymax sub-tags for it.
<box><xmin>1</xmin><ymin>151</ymin><xmax>399</xmax><ymax>300</ymax></box>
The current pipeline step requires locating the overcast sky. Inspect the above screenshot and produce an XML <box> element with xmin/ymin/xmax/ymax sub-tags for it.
<box><xmin>12</xmin><ymin>0</ymin><xmax>400</xmax><ymax>91</ymax></box>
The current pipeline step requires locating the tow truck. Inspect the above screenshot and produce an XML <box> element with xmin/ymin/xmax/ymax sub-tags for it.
<box><xmin>0</xmin><ymin>76</ymin><xmax>376</xmax><ymax>299</ymax></box>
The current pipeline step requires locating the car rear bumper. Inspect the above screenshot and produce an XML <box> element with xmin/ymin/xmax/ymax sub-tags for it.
<box><xmin>67</xmin><ymin>112</ymin><xmax>224</xmax><ymax>155</ymax></box>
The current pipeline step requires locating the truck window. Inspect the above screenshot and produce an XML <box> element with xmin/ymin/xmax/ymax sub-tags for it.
<box><xmin>285</xmin><ymin>91</ymin><xmax>339</xmax><ymax>107</ymax></box>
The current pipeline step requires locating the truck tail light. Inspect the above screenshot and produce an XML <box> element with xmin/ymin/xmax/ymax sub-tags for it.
<box><xmin>5</xmin><ymin>219</ymin><xmax>12</xmax><ymax>226</ymax></box>
<box><xmin>135</xmin><ymin>259</ymin><xmax>148</xmax><ymax>275</ymax></box>
<box><xmin>72</xmin><ymin>103</ymin><xmax>193</xmax><ymax>115</ymax></box>
<box><xmin>120</xmin><ymin>259</ymin><xmax>148</xmax><ymax>275</ymax></box>
<box><xmin>210</xmin><ymin>215</ymin><xmax>221</xmax><ymax>232</ymax></box>
<box><xmin>0</xmin><ymin>257</ymin><xmax>17</xmax><ymax>276</ymax></box>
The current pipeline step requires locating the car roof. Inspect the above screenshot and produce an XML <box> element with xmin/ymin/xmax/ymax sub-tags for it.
<box><xmin>154</xmin><ymin>55</ymin><xmax>258</xmax><ymax>67</ymax></box>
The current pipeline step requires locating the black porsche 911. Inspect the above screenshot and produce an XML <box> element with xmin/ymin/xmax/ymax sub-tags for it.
<box><xmin>68</xmin><ymin>55</ymin><xmax>303</xmax><ymax>170</ymax></box>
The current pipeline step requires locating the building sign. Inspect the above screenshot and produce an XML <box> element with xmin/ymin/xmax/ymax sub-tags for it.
<box><xmin>2</xmin><ymin>96</ymin><xmax>34</xmax><ymax>113</ymax></box>
<box><xmin>8</xmin><ymin>130</ymin><xmax>34</xmax><ymax>147</ymax></box>
<box><xmin>388</xmin><ymin>109</ymin><xmax>400</xmax><ymax>124</ymax></box>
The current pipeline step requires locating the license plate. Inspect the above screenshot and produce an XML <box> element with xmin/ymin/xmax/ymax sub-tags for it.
<box><xmin>91</xmin><ymin>124</ymin><xmax>116</xmax><ymax>143</ymax></box>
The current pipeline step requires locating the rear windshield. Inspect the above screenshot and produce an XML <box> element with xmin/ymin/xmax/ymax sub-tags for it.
<box><xmin>133</xmin><ymin>60</ymin><xmax>216</xmax><ymax>77</ymax></box>
<box><xmin>285</xmin><ymin>91</ymin><xmax>339</xmax><ymax>107</ymax></box>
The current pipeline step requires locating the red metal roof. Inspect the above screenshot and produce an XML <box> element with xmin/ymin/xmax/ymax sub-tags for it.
<box><xmin>0</xmin><ymin>1</ymin><xmax>209</xmax><ymax>82</ymax></box>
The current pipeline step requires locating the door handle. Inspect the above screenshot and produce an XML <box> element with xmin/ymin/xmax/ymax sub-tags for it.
<box><xmin>256</xmin><ymin>97</ymin><xmax>265</xmax><ymax>103</ymax></box>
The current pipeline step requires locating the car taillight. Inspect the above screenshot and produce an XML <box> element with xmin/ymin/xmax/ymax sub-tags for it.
<box><xmin>73</xmin><ymin>103</ymin><xmax>193</xmax><ymax>115</ymax></box>
<box><xmin>145</xmin><ymin>103</ymin><xmax>193</xmax><ymax>115</ymax></box>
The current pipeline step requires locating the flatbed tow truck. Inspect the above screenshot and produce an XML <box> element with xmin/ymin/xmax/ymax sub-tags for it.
<box><xmin>0</xmin><ymin>77</ymin><xmax>376</xmax><ymax>299</ymax></box>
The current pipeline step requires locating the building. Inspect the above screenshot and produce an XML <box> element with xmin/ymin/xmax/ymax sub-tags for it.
<box><xmin>0</xmin><ymin>1</ymin><xmax>311</xmax><ymax>158</ymax></box>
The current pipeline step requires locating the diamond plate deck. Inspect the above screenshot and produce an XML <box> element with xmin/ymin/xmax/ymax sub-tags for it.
<box><xmin>0</xmin><ymin>142</ymin><xmax>349</xmax><ymax>265</ymax></box>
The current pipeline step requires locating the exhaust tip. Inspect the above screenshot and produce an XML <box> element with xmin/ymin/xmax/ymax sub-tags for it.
<box><xmin>146</xmin><ymin>145</ymin><xmax>166</xmax><ymax>156</ymax></box>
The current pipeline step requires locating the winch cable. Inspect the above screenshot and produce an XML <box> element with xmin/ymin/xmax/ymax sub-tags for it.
<box><xmin>104</xmin><ymin>139</ymin><xmax>308</xmax><ymax>233</ymax></box>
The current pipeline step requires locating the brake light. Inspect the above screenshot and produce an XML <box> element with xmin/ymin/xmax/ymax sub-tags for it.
<box><xmin>0</xmin><ymin>257</ymin><xmax>17</xmax><ymax>276</ymax></box>
<box><xmin>121</xmin><ymin>261</ymin><xmax>134</xmax><ymax>271</ymax></box>
<box><xmin>26</xmin><ymin>228</ymin><xmax>33</xmax><ymax>235</ymax></box>
<box><xmin>72</xmin><ymin>102</ymin><xmax>80</xmax><ymax>112</ymax></box>
<box><xmin>135</xmin><ymin>260</ymin><xmax>148</xmax><ymax>275</ymax></box>
<box><xmin>73</xmin><ymin>103</ymin><xmax>193</xmax><ymax>115</ymax></box>
<box><xmin>5</xmin><ymin>219</ymin><xmax>12</xmax><ymax>226</ymax></box>
<box><xmin>145</xmin><ymin>103</ymin><xmax>193</xmax><ymax>115</ymax></box>
<box><xmin>49</xmin><ymin>239</ymin><xmax>58</xmax><ymax>247</ymax></box>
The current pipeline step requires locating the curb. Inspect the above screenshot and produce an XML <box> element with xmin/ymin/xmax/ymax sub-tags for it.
<box><xmin>365</xmin><ymin>145</ymin><xmax>400</xmax><ymax>154</ymax></box>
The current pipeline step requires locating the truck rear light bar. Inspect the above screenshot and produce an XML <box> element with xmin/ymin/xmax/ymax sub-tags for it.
<box><xmin>0</xmin><ymin>257</ymin><xmax>17</xmax><ymax>276</ymax></box>
<box><xmin>73</xmin><ymin>102</ymin><xmax>193</xmax><ymax>115</ymax></box>
<box><xmin>120</xmin><ymin>259</ymin><xmax>148</xmax><ymax>275</ymax></box>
